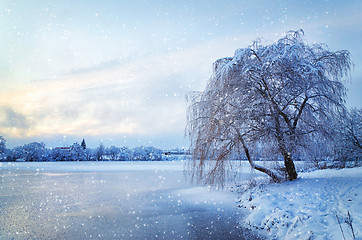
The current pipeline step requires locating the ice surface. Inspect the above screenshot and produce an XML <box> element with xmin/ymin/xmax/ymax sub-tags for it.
<box><xmin>0</xmin><ymin>161</ymin><xmax>263</xmax><ymax>239</ymax></box>
<box><xmin>0</xmin><ymin>161</ymin><xmax>186</xmax><ymax>172</ymax></box>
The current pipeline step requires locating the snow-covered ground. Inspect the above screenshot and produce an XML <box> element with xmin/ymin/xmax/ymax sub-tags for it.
<box><xmin>238</xmin><ymin>167</ymin><xmax>362</xmax><ymax>240</ymax></box>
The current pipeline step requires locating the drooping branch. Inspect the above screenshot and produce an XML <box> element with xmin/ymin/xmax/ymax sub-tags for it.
<box><xmin>237</xmin><ymin>130</ymin><xmax>283</xmax><ymax>182</ymax></box>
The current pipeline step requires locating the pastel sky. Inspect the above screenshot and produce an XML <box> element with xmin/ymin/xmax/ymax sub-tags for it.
<box><xmin>0</xmin><ymin>0</ymin><xmax>361</xmax><ymax>149</ymax></box>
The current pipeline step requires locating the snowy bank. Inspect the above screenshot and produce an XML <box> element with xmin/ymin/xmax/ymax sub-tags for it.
<box><xmin>238</xmin><ymin>167</ymin><xmax>362</xmax><ymax>240</ymax></box>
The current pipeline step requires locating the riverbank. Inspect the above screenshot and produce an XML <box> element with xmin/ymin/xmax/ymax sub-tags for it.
<box><xmin>237</xmin><ymin>167</ymin><xmax>362</xmax><ymax>240</ymax></box>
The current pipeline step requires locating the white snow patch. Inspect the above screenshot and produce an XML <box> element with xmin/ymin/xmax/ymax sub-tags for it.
<box><xmin>238</xmin><ymin>167</ymin><xmax>362</xmax><ymax>240</ymax></box>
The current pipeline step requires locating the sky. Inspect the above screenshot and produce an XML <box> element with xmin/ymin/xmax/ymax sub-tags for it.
<box><xmin>0</xmin><ymin>0</ymin><xmax>361</xmax><ymax>149</ymax></box>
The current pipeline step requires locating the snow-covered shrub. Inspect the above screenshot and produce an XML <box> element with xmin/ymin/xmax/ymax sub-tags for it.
<box><xmin>132</xmin><ymin>146</ymin><xmax>163</xmax><ymax>161</ymax></box>
<box><xmin>105</xmin><ymin>146</ymin><xmax>120</xmax><ymax>161</ymax></box>
<box><xmin>119</xmin><ymin>147</ymin><xmax>132</xmax><ymax>161</ymax></box>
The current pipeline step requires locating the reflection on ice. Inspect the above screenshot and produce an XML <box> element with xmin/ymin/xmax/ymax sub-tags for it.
<box><xmin>0</xmin><ymin>161</ymin><xmax>263</xmax><ymax>239</ymax></box>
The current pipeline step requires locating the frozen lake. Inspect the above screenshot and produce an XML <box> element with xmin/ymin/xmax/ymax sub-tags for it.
<box><xmin>0</xmin><ymin>161</ymin><xmax>263</xmax><ymax>239</ymax></box>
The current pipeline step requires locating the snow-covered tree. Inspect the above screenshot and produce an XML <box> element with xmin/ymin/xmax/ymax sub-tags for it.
<box><xmin>50</xmin><ymin>147</ymin><xmax>70</xmax><ymax>161</ymax></box>
<box><xmin>96</xmin><ymin>143</ymin><xmax>105</xmax><ymax>161</ymax></box>
<box><xmin>186</xmin><ymin>30</ymin><xmax>352</xmax><ymax>183</ymax></box>
<box><xmin>12</xmin><ymin>142</ymin><xmax>47</xmax><ymax>161</ymax></box>
<box><xmin>119</xmin><ymin>147</ymin><xmax>132</xmax><ymax>161</ymax></box>
<box><xmin>84</xmin><ymin>148</ymin><xmax>95</xmax><ymax>161</ymax></box>
<box><xmin>0</xmin><ymin>136</ymin><xmax>6</xmax><ymax>161</ymax></box>
<box><xmin>334</xmin><ymin>108</ymin><xmax>362</xmax><ymax>167</ymax></box>
<box><xmin>70</xmin><ymin>142</ymin><xmax>86</xmax><ymax>161</ymax></box>
<box><xmin>0</xmin><ymin>136</ymin><xmax>5</xmax><ymax>153</ymax></box>
<box><xmin>106</xmin><ymin>146</ymin><xmax>120</xmax><ymax>161</ymax></box>
<box><xmin>132</xmin><ymin>146</ymin><xmax>163</xmax><ymax>161</ymax></box>
<box><xmin>0</xmin><ymin>136</ymin><xmax>7</xmax><ymax>161</ymax></box>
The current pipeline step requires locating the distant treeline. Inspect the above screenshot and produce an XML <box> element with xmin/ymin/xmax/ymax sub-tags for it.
<box><xmin>0</xmin><ymin>138</ymin><xmax>186</xmax><ymax>162</ymax></box>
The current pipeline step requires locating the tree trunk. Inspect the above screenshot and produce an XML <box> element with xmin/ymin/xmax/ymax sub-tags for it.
<box><xmin>273</xmin><ymin>114</ymin><xmax>298</xmax><ymax>181</ymax></box>
<box><xmin>282</xmin><ymin>151</ymin><xmax>298</xmax><ymax>180</ymax></box>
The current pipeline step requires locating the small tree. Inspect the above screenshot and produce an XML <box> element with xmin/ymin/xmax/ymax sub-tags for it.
<box><xmin>106</xmin><ymin>146</ymin><xmax>120</xmax><ymax>161</ymax></box>
<box><xmin>0</xmin><ymin>136</ymin><xmax>5</xmax><ymax>153</ymax></box>
<box><xmin>186</xmin><ymin>30</ymin><xmax>352</xmax><ymax>184</ymax></box>
<box><xmin>81</xmin><ymin>139</ymin><xmax>87</xmax><ymax>150</ymax></box>
<box><xmin>85</xmin><ymin>148</ymin><xmax>95</xmax><ymax>161</ymax></box>
<box><xmin>96</xmin><ymin>143</ymin><xmax>105</xmax><ymax>161</ymax></box>
<box><xmin>334</xmin><ymin>108</ymin><xmax>362</xmax><ymax>167</ymax></box>
<box><xmin>0</xmin><ymin>136</ymin><xmax>6</xmax><ymax>161</ymax></box>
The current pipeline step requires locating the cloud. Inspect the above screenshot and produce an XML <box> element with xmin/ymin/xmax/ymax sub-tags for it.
<box><xmin>0</xmin><ymin>106</ymin><xmax>32</xmax><ymax>138</ymax></box>
<box><xmin>0</xmin><ymin>107</ymin><xmax>30</xmax><ymax>128</ymax></box>
<box><xmin>0</xmin><ymin>34</ymin><xmax>257</xmax><ymax>142</ymax></box>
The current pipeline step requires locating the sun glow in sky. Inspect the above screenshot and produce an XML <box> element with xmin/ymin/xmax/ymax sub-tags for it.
<box><xmin>1</xmin><ymin>0</ymin><xmax>362</xmax><ymax>148</ymax></box>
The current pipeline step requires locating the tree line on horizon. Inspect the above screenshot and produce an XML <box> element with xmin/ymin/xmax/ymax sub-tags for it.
<box><xmin>0</xmin><ymin>138</ymin><xmax>186</xmax><ymax>162</ymax></box>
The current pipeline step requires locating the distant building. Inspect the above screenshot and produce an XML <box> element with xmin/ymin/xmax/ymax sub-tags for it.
<box><xmin>54</xmin><ymin>147</ymin><xmax>71</xmax><ymax>153</ymax></box>
<box><xmin>163</xmin><ymin>149</ymin><xmax>189</xmax><ymax>155</ymax></box>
